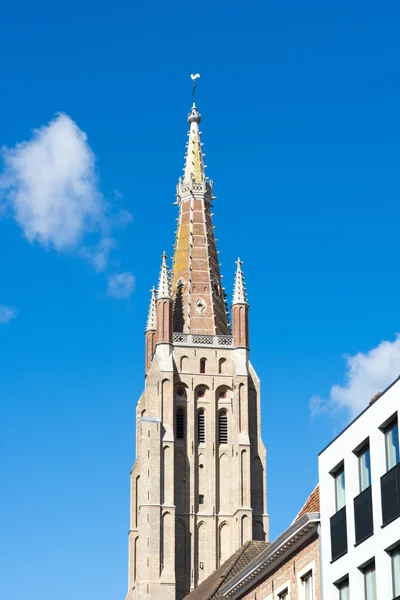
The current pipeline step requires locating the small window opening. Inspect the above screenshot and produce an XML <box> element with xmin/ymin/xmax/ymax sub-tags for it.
<box><xmin>384</xmin><ymin>419</ymin><xmax>399</xmax><ymax>472</ymax></box>
<box><xmin>198</xmin><ymin>410</ymin><xmax>205</xmax><ymax>444</ymax></box>
<box><xmin>391</xmin><ymin>546</ymin><xmax>400</xmax><ymax>597</ymax></box>
<box><xmin>199</xmin><ymin>495</ymin><xmax>204</xmax><ymax>505</ymax></box>
<box><xmin>200</xmin><ymin>358</ymin><xmax>206</xmax><ymax>374</ymax></box>
<box><xmin>337</xmin><ymin>578</ymin><xmax>349</xmax><ymax>600</ymax></box>
<box><xmin>219</xmin><ymin>410</ymin><xmax>228</xmax><ymax>444</ymax></box>
<box><xmin>301</xmin><ymin>571</ymin><xmax>313</xmax><ymax>600</ymax></box>
<box><xmin>358</xmin><ymin>444</ymin><xmax>371</xmax><ymax>492</ymax></box>
<box><xmin>333</xmin><ymin>465</ymin><xmax>346</xmax><ymax>512</ymax></box>
<box><xmin>176</xmin><ymin>409</ymin><xmax>185</xmax><ymax>439</ymax></box>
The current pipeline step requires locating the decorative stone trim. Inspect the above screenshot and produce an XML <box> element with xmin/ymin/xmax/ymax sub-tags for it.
<box><xmin>173</xmin><ymin>332</ymin><xmax>233</xmax><ymax>348</ymax></box>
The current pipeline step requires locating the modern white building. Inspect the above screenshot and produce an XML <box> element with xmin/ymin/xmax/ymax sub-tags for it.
<box><xmin>319</xmin><ymin>377</ymin><xmax>400</xmax><ymax>600</ymax></box>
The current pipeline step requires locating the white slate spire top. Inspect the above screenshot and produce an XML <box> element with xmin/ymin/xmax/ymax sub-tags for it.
<box><xmin>183</xmin><ymin>102</ymin><xmax>206</xmax><ymax>184</ymax></box>
<box><xmin>232</xmin><ymin>258</ymin><xmax>248</xmax><ymax>305</ymax></box>
<box><xmin>146</xmin><ymin>286</ymin><xmax>157</xmax><ymax>331</ymax></box>
<box><xmin>157</xmin><ymin>251</ymin><xmax>172</xmax><ymax>300</ymax></box>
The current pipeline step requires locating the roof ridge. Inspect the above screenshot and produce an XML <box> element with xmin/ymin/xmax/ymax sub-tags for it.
<box><xmin>211</xmin><ymin>541</ymin><xmax>252</xmax><ymax>597</ymax></box>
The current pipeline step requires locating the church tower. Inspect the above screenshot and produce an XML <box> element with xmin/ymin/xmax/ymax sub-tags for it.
<box><xmin>125</xmin><ymin>102</ymin><xmax>268</xmax><ymax>600</ymax></box>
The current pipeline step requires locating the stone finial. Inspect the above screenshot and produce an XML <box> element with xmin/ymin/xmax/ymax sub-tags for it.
<box><xmin>232</xmin><ymin>258</ymin><xmax>248</xmax><ymax>305</ymax></box>
<box><xmin>157</xmin><ymin>251</ymin><xmax>172</xmax><ymax>300</ymax></box>
<box><xmin>146</xmin><ymin>286</ymin><xmax>157</xmax><ymax>331</ymax></box>
<box><xmin>188</xmin><ymin>102</ymin><xmax>201</xmax><ymax>124</ymax></box>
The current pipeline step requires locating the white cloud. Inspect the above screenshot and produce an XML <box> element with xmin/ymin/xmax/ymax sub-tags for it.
<box><xmin>0</xmin><ymin>113</ymin><xmax>105</xmax><ymax>252</ymax></box>
<box><xmin>107</xmin><ymin>272</ymin><xmax>135</xmax><ymax>299</ymax></box>
<box><xmin>81</xmin><ymin>237</ymin><xmax>119</xmax><ymax>273</ymax></box>
<box><xmin>310</xmin><ymin>335</ymin><xmax>400</xmax><ymax>419</ymax></box>
<box><xmin>0</xmin><ymin>113</ymin><xmax>134</xmax><ymax>297</ymax></box>
<box><xmin>0</xmin><ymin>304</ymin><xmax>17</xmax><ymax>324</ymax></box>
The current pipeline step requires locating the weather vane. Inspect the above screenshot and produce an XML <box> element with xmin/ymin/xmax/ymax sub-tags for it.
<box><xmin>191</xmin><ymin>73</ymin><xmax>200</xmax><ymax>102</ymax></box>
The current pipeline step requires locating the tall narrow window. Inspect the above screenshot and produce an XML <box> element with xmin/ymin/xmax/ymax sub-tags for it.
<box><xmin>338</xmin><ymin>578</ymin><xmax>350</xmax><ymax>600</ymax></box>
<box><xmin>198</xmin><ymin>409</ymin><xmax>205</xmax><ymax>444</ymax></box>
<box><xmin>176</xmin><ymin>409</ymin><xmax>184</xmax><ymax>440</ymax></box>
<box><xmin>358</xmin><ymin>444</ymin><xmax>371</xmax><ymax>492</ymax></box>
<box><xmin>200</xmin><ymin>358</ymin><xmax>206</xmax><ymax>374</ymax></box>
<box><xmin>335</xmin><ymin>466</ymin><xmax>346</xmax><ymax>511</ymax></box>
<box><xmin>363</xmin><ymin>563</ymin><xmax>376</xmax><ymax>600</ymax></box>
<box><xmin>219</xmin><ymin>410</ymin><xmax>228</xmax><ymax>444</ymax></box>
<box><xmin>218</xmin><ymin>358</ymin><xmax>226</xmax><ymax>374</ymax></box>
<box><xmin>385</xmin><ymin>420</ymin><xmax>399</xmax><ymax>471</ymax></box>
<box><xmin>302</xmin><ymin>571</ymin><xmax>313</xmax><ymax>600</ymax></box>
<box><xmin>392</xmin><ymin>547</ymin><xmax>400</xmax><ymax>598</ymax></box>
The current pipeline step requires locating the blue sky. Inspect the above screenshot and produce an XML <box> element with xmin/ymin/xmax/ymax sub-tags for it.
<box><xmin>1</xmin><ymin>0</ymin><xmax>400</xmax><ymax>598</ymax></box>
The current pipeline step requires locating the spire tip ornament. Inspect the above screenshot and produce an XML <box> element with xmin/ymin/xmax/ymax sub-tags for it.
<box><xmin>232</xmin><ymin>257</ymin><xmax>248</xmax><ymax>305</ymax></box>
<box><xmin>190</xmin><ymin>73</ymin><xmax>200</xmax><ymax>101</ymax></box>
<box><xmin>157</xmin><ymin>251</ymin><xmax>172</xmax><ymax>300</ymax></box>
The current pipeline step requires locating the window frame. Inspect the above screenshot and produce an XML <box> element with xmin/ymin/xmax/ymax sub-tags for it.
<box><xmin>332</xmin><ymin>463</ymin><xmax>346</xmax><ymax>512</ymax></box>
<box><xmin>360</xmin><ymin>560</ymin><xmax>376</xmax><ymax>600</ymax></box>
<box><xmin>336</xmin><ymin>577</ymin><xmax>350</xmax><ymax>600</ymax></box>
<box><xmin>357</xmin><ymin>443</ymin><xmax>372</xmax><ymax>493</ymax></box>
<box><xmin>274</xmin><ymin>579</ymin><xmax>290</xmax><ymax>600</ymax></box>
<box><xmin>391</xmin><ymin>545</ymin><xmax>400</xmax><ymax>598</ymax></box>
<box><xmin>384</xmin><ymin>418</ymin><xmax>400</xmax><ymax>472</ymax></box>
<box><xmin>297</xmin><ymin>560</ymin><xmax>315</xmax><ymax>600</ymax></box>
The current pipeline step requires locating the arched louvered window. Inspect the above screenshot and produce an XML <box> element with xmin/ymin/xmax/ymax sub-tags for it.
<box><xmin>219</xmin><ymin>410</ymin><xmax>228</xmax><ymax>444</ymax></box>
<box><xmin>198</xmin><ymin>409</ymin><xmax>205</xmax><ymax>444</ymax></box>
<box><xmin>200</xmin><ymin>358</ymin><xmax>206</xmax><ymax>374</ymax></box>
<box><xmin>176</xmin><ymin>408</ymin><xmax>185</xmax><ymax>440</ymax></box>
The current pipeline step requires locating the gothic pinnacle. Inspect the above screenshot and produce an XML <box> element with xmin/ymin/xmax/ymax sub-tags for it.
<box><xmin>232</xmin><ymin>258</ymin><xmax>248</xmax><ymax>305</ymax></box>
<box><xmin>145</xmin><ymin>286</ymin><xmax>157</xmax><ymax>331</ymax></box>
<box><xmin>157</xmin><ymin>251</ymin><xmax>172</xmax><ymax>300</ymax></box>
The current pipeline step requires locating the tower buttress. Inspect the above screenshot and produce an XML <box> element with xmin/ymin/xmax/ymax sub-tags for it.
<box><xmin>231</xmin><ymin>258</ymin><xmax>249</xmax><ymax>348</ymax></box>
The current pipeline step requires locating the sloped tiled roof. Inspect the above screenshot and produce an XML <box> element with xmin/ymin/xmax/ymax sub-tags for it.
<box><xmin>294</xmin><ymin>484</ymin><xmax>320</xmax><ymax>522</ymax></box>
<box><xmin>183</xmin><ymin>540</ymin><xmax>269</xmax><ymax>600</ymax></box>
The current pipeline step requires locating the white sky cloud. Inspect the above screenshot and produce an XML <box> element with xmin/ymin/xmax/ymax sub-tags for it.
<box><xmin>107</xmin><ymin>272</ymin><xmax>135</xmax><ymax>299</ymax></box>
<box><xmin>310</xmin><ymin>335</ymin><xmax>400</xmax><ymax>419</ymax></box>
<box><xmin>0</xmin><ymin>304</ymin><xmax>17</xmax><ymax>324</ymax></box>
<box><xmin>0</xmin><ymin>113</ymin><xmax>104</xmax><ymax>251</ymax></box>
<box><xmin>0</xmin><ymin>113</ymin><xmax>133</xmax><ymax>297</ymax></box>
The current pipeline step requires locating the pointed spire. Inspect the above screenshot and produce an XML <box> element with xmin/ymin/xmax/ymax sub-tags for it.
<box><xmin>146</xmin><ymin>286</ymin><xmax>157</xmax><ymax>331</ymax></box>
<box><xmin>157</xmin><ymin>251</ymin><xmax>172</xmax><ymax>300</ymax></box>
<box><xmin>172</xmin><ymin>103</ymin><xmax>229</xmax><ymax>335</ymax></box>
<box><xmin>232</xmin><ymin>258</ymin><xmax>248</xmax><ymax>305</ymax></box>
<box><xmin>183</xmin><ymin>103</ymin><xmax>206</xmax><ymax>185</ymax></box>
